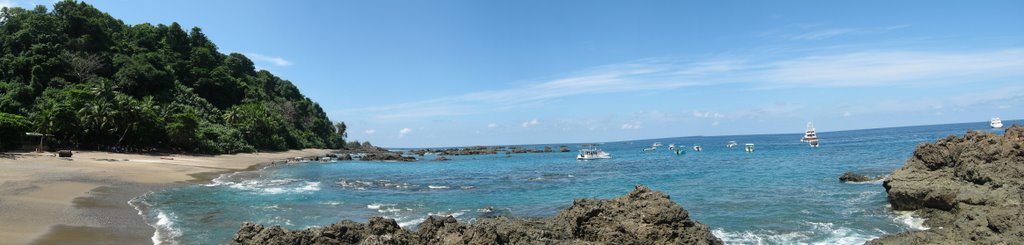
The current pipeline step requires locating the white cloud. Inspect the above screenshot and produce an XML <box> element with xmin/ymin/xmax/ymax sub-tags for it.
<box><xmin>244</xmin><ymin>53</ymin><xmax>293</xmax><ymax>67</ymax></box>
<box><xmin>0</xmin><ymin>0</ymin><xmax>14</xmax><ymax>9</ymax></box>
<box><xmin>621</xmin><ymin>121</ymin><xmax>643</xmax><ymax>129</ymax></box>
<box><xmin>692</xmin><ymin>110</ymin><xmax>725</xmax><ymax>119</ymax></box>
<box><xmin>398</xmin><ymin>128</ymin><xmax>412</xmax><ymax>137</ymax></box>
<box><xmin>364</xmin><ymin>129</ymin><xmax>376</xmax><ymax>134</ymax></box>
<box><xmin>336</xmin><ymin>48</ymin><xmax>1024</xmax><ymax>121</ymax></box>
<box><xmin>783</xmin><ymin>25</ymin><xmax>911</xmax><ymax>40</ymax></box>
<box><xmin>521</xmin><ymin>119</ymin><xmax>540</xmax><ymax>128</ymax></box>
<box><xmin>487</xmin><ymin>123</ymin><xmax>497</xmax><ymax>128</ymax></box>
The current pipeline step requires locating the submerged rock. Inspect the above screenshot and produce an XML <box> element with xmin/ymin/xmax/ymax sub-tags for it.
<box><xmin>838</xmin><ymin>171</ymin><xmax>884</xmax><ymax>183</ymax></box>
<box><xmin>232</xmin><ymin>185</ymin><xmax>723</xmax><ymax>245</ymax></box>
<box><xmin>868</xmin><ymin>125</ymin><xmax>1024</xmax><ymax>244</ymax></box>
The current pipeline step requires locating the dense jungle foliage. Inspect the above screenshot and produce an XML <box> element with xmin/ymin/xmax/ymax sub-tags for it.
<box><xmin>0</xmin><ymin>1</ymin><xmax>347</xmax><ymax>153</ymax></box>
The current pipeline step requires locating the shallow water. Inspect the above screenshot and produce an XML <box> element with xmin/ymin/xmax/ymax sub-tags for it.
<box><xmin>132</xmin><ymin>121</ymin><xmax>1015</xmax><ymax>244</ymax></box>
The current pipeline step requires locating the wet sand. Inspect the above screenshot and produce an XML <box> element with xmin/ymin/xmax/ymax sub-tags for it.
<box><xmin>0</xmin><ymin>149</ymin><xmax>331</xmax><ymax>245</ymax></box>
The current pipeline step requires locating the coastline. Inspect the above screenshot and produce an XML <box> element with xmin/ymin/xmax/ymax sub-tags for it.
<box><xmin>0</xmin><ymin>149</ymin><xmax>332</xmax><ymax>245</ymax></box>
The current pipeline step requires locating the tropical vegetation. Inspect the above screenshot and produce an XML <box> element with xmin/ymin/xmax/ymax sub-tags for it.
<box><xmin>0</xmin><ymin>1</ymin><xmax>348</xmax><ymax>153</ymax></box>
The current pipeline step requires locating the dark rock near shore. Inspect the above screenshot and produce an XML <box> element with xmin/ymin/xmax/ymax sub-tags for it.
<box><xmin>359</xmin><ymin>153</ymin><xmax>416</xmax><ymax>162</ymax></box>
<box><xmin>435</xmin><ymin>156</ymin><xmax>449</xmax><ymax>161</ymax></box>
<box><xmin>868</xmin><ymin>125</ymin><xmax>1024</xmax><ymax>244</ymax></box>
<box><xmin>838</xmin><ymin>171</ymin><xmax>884</xmax><ymax>183</ymax></box>
<box><xmin>337</xmin><ymin>154</ymin><xmax>353</xmax><ymax>161</ymax></box>
<box><xmin>232</xmin><ymin>185</ymin><xmax>723</xmax><ymax>245</ymax></box>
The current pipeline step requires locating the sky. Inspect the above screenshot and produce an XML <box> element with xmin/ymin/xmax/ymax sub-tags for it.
<box><xmin>6</xmin><ymin>0</ymin><xmax>1023</xmax><ymax>147</ymax></box>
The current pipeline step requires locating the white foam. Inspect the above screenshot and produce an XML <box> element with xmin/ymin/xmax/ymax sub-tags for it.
<box><xmin>894</xmin><ymin>211</ymin><xmax>929</xmax><ymax>230</ymax></box>
<box><xmin>321</xmin><ymin>201</ymin><xmax>344</xmax><ymax>206</ymax></box>
<box><xmin>428</xmin><ymin>185</ymin><xmax>449</xmax><ymax>189</ymax></box>
<box><xmin>712</xmin><ymin>224</ymin><xmax>878</xmax><ymax>245</ymax></box>
<box><xmin>367</xmin><ymin>203</ymin><xmax>393</xmax><ymax>210</ymax></box>
<box><xmin>712</xmin><ymin>229</ymin><xmax>808</xmax><ymax>244</ymax></box>
<box><xmin>211</xmin><ymin>178</ymin><xmax>320</xmax><ymax>194</ymax></box>
<box><xmin>151</xmin><ymin>210</ymin><xmax>183</xmax><ymax>245</ymax></box>
<box><xmin>397</xmin><ymin>217</ymin><xmax>426</xmax><ymax>227</ymax></box>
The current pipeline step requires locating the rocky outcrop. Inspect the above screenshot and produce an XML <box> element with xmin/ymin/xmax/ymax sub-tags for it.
<box><xmin>358</xmin><ymin>153</ymin><xmax>416</xmax><ymax>162</ymax></box>
<box><xmin>868</xmin><ymin>125</ymin><xmax>1024</xmax><ymax>244</ymax></box>
<box><xmin>838</xmin><ymin>171</ymin><xmax>884</xmax><ymax>183</ymax></box>
<box><xmin>232</xmin><ymin>185</ymin><xmax>722</xmax><ymax>245</ymax></box>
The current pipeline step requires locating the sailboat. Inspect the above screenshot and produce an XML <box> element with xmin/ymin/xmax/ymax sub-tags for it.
<box><xmin>801</xmin><ymin>122</ymin><xmax>820</xmax><ymax>148</ymax></box>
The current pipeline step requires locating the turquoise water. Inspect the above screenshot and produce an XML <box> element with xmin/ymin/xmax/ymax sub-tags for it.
<box><xmin>131</xmin><ymin>121</ymin><xmax>1015</xmax><ymax>244</ymax></box>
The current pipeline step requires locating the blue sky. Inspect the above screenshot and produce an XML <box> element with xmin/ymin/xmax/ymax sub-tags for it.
<box><xmin>7</xmin><ymin>1</ymin><xmax>1023</xmax><ymax>147</ymax></box>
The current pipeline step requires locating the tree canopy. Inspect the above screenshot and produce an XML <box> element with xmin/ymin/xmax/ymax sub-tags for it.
<box><xmin>0</xmin><ymin>1</ymin><xmax>344</xmax><ymax>153</ymax></box>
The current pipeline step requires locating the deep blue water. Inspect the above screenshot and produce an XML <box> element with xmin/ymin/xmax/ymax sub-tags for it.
<box><xmin>131</xmin><ymin>121</ymin><xmax>1016</xmax><ymax>244</ymax></box>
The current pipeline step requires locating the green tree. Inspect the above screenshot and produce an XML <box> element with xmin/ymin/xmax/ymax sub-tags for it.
<box><xmin>0</xmin><ymin>112</ymin><xmax>30</xmax><ymax>151</ymax></box>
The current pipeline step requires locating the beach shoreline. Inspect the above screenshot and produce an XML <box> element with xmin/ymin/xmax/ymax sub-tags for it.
<box><xmin>0</xmin><ymin>149</ymin><xmax>332</xmax><ymax>245</ymax></box>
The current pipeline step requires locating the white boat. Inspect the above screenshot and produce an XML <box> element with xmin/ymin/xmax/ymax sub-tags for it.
<box><xmin>726</xmin><ymin>141</ymin><xmax>738</xmax><ymax>148</ymax></box>
<box><xmin>642</xmin><ymin>147</ymin><xmax>657</xmax><ymax>152</ymax></box>
<box><xmin>668</xmin><ymin>144</ymin><xmax>676</xmax><ymax>150</ymax></box>
<box><xmin>801</xmin><ymin>122</ymin><xmax>820</xmax><ymax>148</ymax></box>
<box><xmin>692</xmin><ymin>145</ymin><xmax>702</xmax><ymax>152</ymax></box>
<box><xmin>652</xmin><ymin>142</ymin><xmax>663</xmax><ymax>148</ymax></box>
<box><xmin>577</xmin><ymin>145</ymin><xmax>611</xmax><ymax>160</ymax></box>
<box><xmin>744</xmin><ymin>143</ymin><xmax>755</xmax><ymax>152</ymax></box>
<box><xmin>991</xmin><ymin>118</ymin><xmax>1003</xmax><ymax>128</ymax></box>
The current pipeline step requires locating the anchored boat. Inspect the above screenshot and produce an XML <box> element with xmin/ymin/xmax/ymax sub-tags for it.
<box><xmin>801</xmin><ymin>122</ymin><xmax>820</xmax><ymax>148</ymax></box>
<box><xmin>991</xmin><ymin>118</ymin><xmax>1003</xmax><ymax>128</ymax></box>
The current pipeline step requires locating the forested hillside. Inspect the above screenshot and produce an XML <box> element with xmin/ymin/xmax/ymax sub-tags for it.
<box><xmin>0</xmin><ymin>1</ymin><xmax>345</xmax><ymax>153</ymax></box>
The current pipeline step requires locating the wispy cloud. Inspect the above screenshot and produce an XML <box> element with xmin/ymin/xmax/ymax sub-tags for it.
<box><xmin>336</xmin><ymin>48</ymin><xmax>1024</xmax><ymax>121</ymax></box>
<box><xmin>244</xmin><ymin>53</ymin><xmax>293</xmax><ymax>67</ymax></box>
<box><xmin>692</xmin><ymin>110</ymin><xmax>725</xmax><ymax>119</ymax></box>
<box><xmin>521</xmin><ymin>119</ymin><xmax>540</xmax><ymax>128</ymax></box>
<box><xmin>621</xmin><ymin>121</ymin><xmax>643</xmax><ymax>129</ymax></box>
<box><xmin>398</xmin><ymin>128</ymin><xmax>412</xmax><ymax>137</ymax></box>
<box><xmin>783</xmin><ymin>25</ymin><xmax>911</xmax><ymax>40</ymax></box>
<box><xmin>364</xmin><ymin>129</ymin><xmax>376</xmax><ymax>134</ymax></box>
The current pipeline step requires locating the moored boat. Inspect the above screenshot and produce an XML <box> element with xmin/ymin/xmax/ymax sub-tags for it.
<box><xmin>801</xmin><ymin>122</ymin><xmax>820</xmax><ymax>148</ymax></box>
<box><xmin>991</xmin><ymin>117</ymin><xmax>1003</xmax><ymax>128</ymax></box>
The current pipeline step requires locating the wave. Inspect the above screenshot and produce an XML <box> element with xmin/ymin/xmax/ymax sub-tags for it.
<box><xmin>428</xmin><ymin>185</ymin><xmax>450</xmax><ymax>189</ymax></box>
<box><xmin>208</xmin><ymin>177</ymin><xmax>320</xmax><ymax>194</ymax></box>
<box><xmin>712</xmin><ymin>222</ymin><xmax>878</xmax><ymax>245</ymax></box>
<box><xmin>337</xmin><ymin>179</ymin><xmax>415</xmax><ymax>190</ymax></box>
<box><xmin>894</xmin><ymin>211</ymin><xmax>929</xmax><ymax>230</ymax></box>
<box><xmin>152</xmin><ymin>211</ymin><xmax>183</xmax><ymax>245</ymax></box>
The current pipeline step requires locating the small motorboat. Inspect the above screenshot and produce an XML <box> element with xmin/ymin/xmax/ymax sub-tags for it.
<box><xmin>652</xmin><ymin>142</ymin><xmax>663</xmax><ymax>148</ymax></box>
<box><xmin>577</xmin><ymin>145</ymin><xmax>612</xmax><ymax>160</ymax></box>
<box><xmin>744</xmin><ymin>143</ymin><xmax>755</xmax><ymax>152</ymax></box>
<box><xmin>692</xmin><ymin>145</ymin><xmax>702</xmax><ymax>152</ymax></box>
<box><xmin>668</xmin><ymin>144</ymin><xmax>676</xmax><ymax>150</ymax></box>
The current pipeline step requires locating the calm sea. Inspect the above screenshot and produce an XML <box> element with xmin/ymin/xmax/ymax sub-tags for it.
<box><xmin>131</xmin><ymin>120</ymin><xmax>1016</xmax><ymax>244</ymax></box>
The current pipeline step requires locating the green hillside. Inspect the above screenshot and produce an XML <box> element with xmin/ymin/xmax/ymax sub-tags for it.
<box><xmin>0</xmin><ymin>1</ymin><xmax>345</xmax><ymax>153</ymax></box>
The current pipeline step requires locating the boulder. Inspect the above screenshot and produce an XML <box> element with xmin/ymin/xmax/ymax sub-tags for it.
<box><xmin>838</xmin><ymin>171</ymin><xmax>883</xmax><ymax>183</ymax></box>
<box><xmin>232</xmin><ymin>185</ymin><xmax>723</xmax><ymax>245</ymax></box>
<box><xmin>868</xmin><ymin>125</ymin><xmax>1024</xmax><ymax>244</ymax></box>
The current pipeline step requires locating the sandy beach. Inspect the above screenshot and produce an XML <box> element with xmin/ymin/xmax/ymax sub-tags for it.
<box><xmin>0</xmin><ymin>149</ymin><xmax>331</xmax><ymax>245</ymax></box>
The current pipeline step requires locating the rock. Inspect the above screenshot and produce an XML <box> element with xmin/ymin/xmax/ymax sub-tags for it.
<box><xmin>359</xmin><ymin>153</ymin><xmax>416</xmax><ymax>162</ymax></box>
<box><xmin>868</xmin><ymin>125</ymin><xmax>1024</xmax><ymax>244</ymax></box>
<box><xmin>435</xmin><ymin>156</ymin><xmax>449</xmax><ymax>161</ymax></box>
<box><xmin>232</xmin><ymin>185</ymin><xmax>723</xmax><ymax>245</ymax></box>
<box><xmin>337</xmin><ymin>154</ymin><xmax>353</xmax><ymax>161</ymax></box>
<box><xmin>838</xmin><ymin>171</ymin><xmax>883</xmax><ymax>183</ymax></box>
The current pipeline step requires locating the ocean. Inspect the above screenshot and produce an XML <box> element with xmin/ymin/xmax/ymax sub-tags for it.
<box><xmin>130</xmin><ymin>120</ymin><xmax>1015</xmax><ymax>244</ymax></box>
